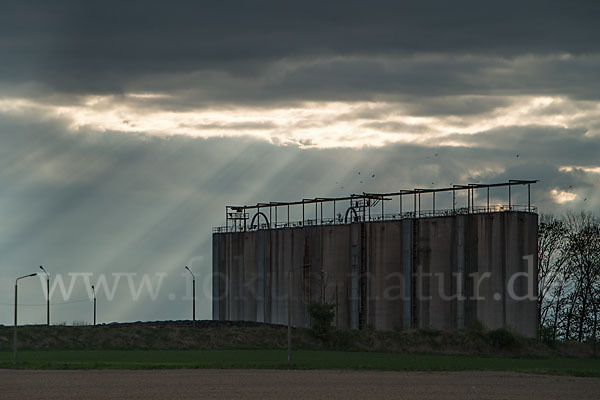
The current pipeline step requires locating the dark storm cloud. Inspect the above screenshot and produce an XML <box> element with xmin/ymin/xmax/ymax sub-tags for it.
<box><xmin>18</xmin><ymin>53</ymin><xmax>596</xmax><ymax>113</ymax></box>
<box><xmin>1</xmin><ymin>0</ymin><xmax>599</xmax><ymax>95</ymax></box>
<box><xmin>183</xmin><ymin>54</ymin><xmax>600</xmax><ymax>104</ymax></box>
<box><xmin>446</xmin><ymin>126</ymin><xmax>600</xmax><ymax>158</ymax></box>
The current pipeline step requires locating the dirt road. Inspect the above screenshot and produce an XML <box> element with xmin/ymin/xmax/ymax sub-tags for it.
<box><xmin>1</xmin><ymin>369</ymin><xmax>599</xmax><ymax>399</ymax></box>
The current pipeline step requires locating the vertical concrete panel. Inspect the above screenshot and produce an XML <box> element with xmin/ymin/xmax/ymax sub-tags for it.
<box><xmin>242</xmin><ymin>232</ymin><xmax>258</xmax><ymax>321</ymax></box>
<box><xmin>308</xmin><ymin>227</ymin><xmax>321</xmax><ymax>326</ymax></box>
<box><xmin>212</xmin><ymin>234</ymin><xmax>219</xmax><ymax>320</ymax></box>
<box><xmin>256</xmin><ymin>230</ymin><xmax>265</xmax><ymax>323</ymax></box>
<box><xmin>367</xmin><ymin>222</ymin><xmax>404</xmax><ymax>331</ymax></box>
<box><xmin>475</xmin><ymin>214</ymin><xmax>505</xmax><ymax>330</ymax></box>
<box><xmin>230</xmin><ymin>233</ymin><xmax>241</xmax><ymax>321</ymax></box>
<box><xmin>226</xmin><ymin>232</ymin><xmax>234</xmax><ymax>321</ymax></box>
<box><xmin>264</xmin><ymin>230</ymin><xmax>272</xmax><ymax>323</ymax></box>
<box><xmin>463</xmin><ymin>215</ymin><xmax>478</xmax><ymax>327</ymax></box>
<box><xmin>322</xmin><ymin>225</ymin><xmax>351</xmax><ymax>329</ymax></box>
<box><xmin>230</xmin><ymin>232</ymin><xmax>245</xmax><ymax>321</ymax></box>
<box><xmin>269</xmin><ymin>229</ymin><xmax>280</xmax><ymax>325</ymax></box>
<box><xmin>349</xmin><ymin>223</ymin><xmax>361</xmax><ymax>329</ymax></box>
<box><xmin>225</xmin><ymin>233</ymin><xmax>232</xmax><ymax>321</ymax></box>
<box><xmin>455</xmin><ymin>216</ymin><xmax>465</xmax><ymax>329</ymax></box>
<box><xmin>279</xmin><ymin>228</ymin><xmax>296</xmax><ymax>326</ymax></box>
<box><xmin>224</xmin><ymin>233</ymin><xmax>230</xmax><ymax>321</ymax></box>
<box><xmin>525</xmin><ymin>213</ymin><xmax>539</xmax><ymax>337</ymax></box>
<box><xmin>366</xmin><ymin>222</ymin><xmax>377</xmax><ymax>329</ymax></box>
<box><xmin>402</xmin><ymin>219</ymin><xmax>413</xmax><ymax>329</ymax></box>
<box><xmin>415</xmin><ymin>219</ymin><xmax>430</xmax><ymax>328</ymax></box>
<box><xmin>213</xmin><ymin>234</ymin><xmax>221</xmax><ymax>321</ymax></box>
<box><xmin>219</xmin><ymin>234</ymin><xmax>227</xmax><ymax>321</ymax></box>
<box><xmin>363</xmin><ymin>222</ymin><xmax>370</xmax><ymax>328</ymax></box>
<box><xmin>275</xmin><ymin>229</ymin><xmax>286</xmax><ymax>325</ymax></box>
<box><xmin>504</xmin><ymin>213</ymin><xmax>538</xmax><ymax>337</ymax></box>
<box><xmin>293</xmin><ymin>228</ymin><xmax>309</xmax><ymax>328</ymax></box>
<box><xmin>420</xmin><ymin>217</ymin><xmax>455</xmax><ymax>330</ymax></box>
<box><xmin>504</xmin><ymin>213</ymin><xmax>520</xmax><ymax>332</ymax></box>
<box><xmin>267</xmin><ymin>229</ymin><xmax>278</xmax><ymax>324</ymax></box>
<box><xmin>271</xmin><ymin>228</ymin><xmax>288</xmax><ymax>325</ymax></box>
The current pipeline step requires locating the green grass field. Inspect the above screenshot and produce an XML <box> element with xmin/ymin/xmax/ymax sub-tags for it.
<box><xmin>2</xmin><ymin>349</ymin><xmax>600</xmax><ymax>377</ymax></box>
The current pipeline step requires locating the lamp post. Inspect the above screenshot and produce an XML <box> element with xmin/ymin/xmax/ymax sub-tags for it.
<box><xmin>39</xmin><ymin>266</ymin><xmax>50</xmax><ymax>326</ymax></box>
<box><xmin>91</xmin><ymin>285</ymin><xmax>96</xmax><ymax>326</ymax></box>
<box><xmin>185</xmin><ymin>266</ymin><xmax>195</xmax><ymax>326</ymax></box>
<box><xmin>14</xmin><ymin>272</ymin><xmax>38</xmax><ymax>365</ymax></box>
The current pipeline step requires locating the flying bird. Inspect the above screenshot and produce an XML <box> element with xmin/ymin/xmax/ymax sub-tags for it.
<box><xmin>516</xmin><ymin>154</ymin><xmax>520</xmax><ymax>158</ymax></box>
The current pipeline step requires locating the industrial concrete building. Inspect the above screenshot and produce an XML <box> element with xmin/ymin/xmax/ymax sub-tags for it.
<box><xmin>212</xmin><ymin>180</ymin><xmax>539</xmax><ymax>337</ymax></box>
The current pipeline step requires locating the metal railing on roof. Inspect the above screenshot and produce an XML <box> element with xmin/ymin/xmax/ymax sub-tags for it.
<box><xmin>213</xmin><ymin>203</ymin><xmax>538</xmax><ymax>233</ymax></box>
<box><xmin>217</xmin><ymin>180</ymin><xmax>538</xmax><ymax>232</ymax></box>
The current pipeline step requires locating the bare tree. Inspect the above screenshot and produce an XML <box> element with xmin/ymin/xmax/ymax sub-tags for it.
<box><xmin>538</xmin><ymin>214</ymin><xmax>568</xmax><ymax>335</ymax></box>
<box><xmin>563</xmin><ymin>212</ymin><xmax>600</xmax><ymax>343</ymax></box>
<box><xmin>538</xmin><ymin>212</ymin><xmax>600</xmax><ymax>345</ymax></box>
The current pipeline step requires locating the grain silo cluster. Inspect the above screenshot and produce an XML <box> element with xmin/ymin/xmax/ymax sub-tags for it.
<box><xmin>212</xmin><ymin>180</ymin><xmax>538</xmax><ymax>337</ymax></box>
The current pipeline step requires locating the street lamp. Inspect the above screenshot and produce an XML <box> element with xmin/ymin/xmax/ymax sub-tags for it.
<box><xmin>185</xmin><ymin>266</ymin><xmax>195</xmax><ymax>326</ymax></box>
<box><xmin>39</xmin><ymin>266</ymin><xmax>50</xmax><ymax>326</ymax></box>
<box><xmin>14</xmin><ymin>272</ymin><xmax>38</xmax><ymax>365</ymax></box>
<box><xmin>91</xmin><ymin>285</ymin><xmax>96</xmax><ymax>326</ymax></box>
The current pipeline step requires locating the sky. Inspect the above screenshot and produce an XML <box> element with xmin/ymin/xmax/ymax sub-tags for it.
<box><xmin>1</xmin><ymin>1</ymin><xmax>599</xmax><ymax>325</ymax></box>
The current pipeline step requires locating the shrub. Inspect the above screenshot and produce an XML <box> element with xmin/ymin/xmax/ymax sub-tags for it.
<box><xmin>487</xmin><ymin>328</ymin><xmax>520</xmax><ymax>349</ymax></box>
<box><xmin>308</xmin><ymin>302</ymin><xmax>335</xmax><ymax>342</ymax></box>
<box><xmin>419</xmin><ymin>328</ymin><xmax>441</xmax><ymax>337</ymax></box>
<box><xmin>330</xmin><ymin>329</ymin><xmax>355</xmax><ymax>349</ymax></box>
<box><xmin>539</xmin><ymin>325</ymin><xmax>556</xmax><ymax>345</ymax></box>
<box><xmin>467</xmin><ymin>320</ymin><xmax>487</xmax><ymax>334</ymax></box>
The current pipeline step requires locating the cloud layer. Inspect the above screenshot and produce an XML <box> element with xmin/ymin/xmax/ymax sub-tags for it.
<box><xmin>1</xmin><ymin>1</ymin><xmax>599</xmax><ymax>324</ymax></box>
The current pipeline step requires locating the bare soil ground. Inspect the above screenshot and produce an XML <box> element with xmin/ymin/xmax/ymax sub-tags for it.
<box><xmin>1</xmin><ymin>369</ymin><xmax>599</xmax><ymax>399</ymax></box>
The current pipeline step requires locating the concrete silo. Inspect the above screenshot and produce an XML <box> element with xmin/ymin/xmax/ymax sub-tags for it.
<box><xmin>212</xmin><ymin>180</ymin><xmax>538</xmax><ymax>337</ymax></box>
